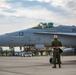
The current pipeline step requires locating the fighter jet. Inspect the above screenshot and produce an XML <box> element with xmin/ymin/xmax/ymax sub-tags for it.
<box><xmin>0</xmin><ymin>22</ymin><xmax>76</xmax><ymax>55</ymax></box>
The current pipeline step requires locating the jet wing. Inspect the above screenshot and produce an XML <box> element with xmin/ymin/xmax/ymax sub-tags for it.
<box><xmin>34</xmin><ymin>32</ymin><xmax>76</xmax><ymax>36</ymax></box>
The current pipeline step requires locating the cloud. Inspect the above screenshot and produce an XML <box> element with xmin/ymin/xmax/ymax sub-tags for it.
<box><xmin>0</xmin><ymin>15</ymin><xmax>41</xmax><ymax>34</ymax></box>
<box><xmin>0</xmin><ymin>0</ymin><xmax>76</xmax><ymax>35</ymax></box>
<box><xmin>26</xmin><ymin>0</ymin><xmax>76</xmax><ymax>24</ymax></box>
<box><xmin>0</xmin><ymin>0</ymin><xmax>76</xmax><ymax>17</ymax></box>
<box><xmin>0</xmin><ymin>0</ymin><xmax>11</xmax><ymax>9</ymax></box>
<box><xmin>28</xmin><ymin>0</ymin><xmax>76</xmax><ymax>14</ymax></box>
<box><xmin>0</xmin><ymin>0</ymin><xmax>12</xmax><ymax>16</ymax></box>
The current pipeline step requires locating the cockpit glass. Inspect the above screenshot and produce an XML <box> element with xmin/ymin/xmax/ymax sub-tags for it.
<box><xmin>32</xmin><ymin>22</ymin><xmax>54</xmax><ymax>29</ymax></box>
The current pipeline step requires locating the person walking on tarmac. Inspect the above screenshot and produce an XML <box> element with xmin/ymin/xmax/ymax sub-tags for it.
<box><xmin>51</xmin><ymin>35</ymin><xmax>62</xmax><ymax>68</ymax></box>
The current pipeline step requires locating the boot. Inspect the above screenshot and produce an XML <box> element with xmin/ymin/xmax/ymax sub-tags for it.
<box><xmin>52</xmin><ymin>66</ymin><xmax>57</xmax><ymax>68</ymax></box>
<box><xmin>52</xmin><ymin>64</ymin><xmax>57</xmax><ymax>68</ymax></box>
<box><xmin>59</xmin><ymin>64</ymin><xmax>61</xmax><ymax>68</ymax></box>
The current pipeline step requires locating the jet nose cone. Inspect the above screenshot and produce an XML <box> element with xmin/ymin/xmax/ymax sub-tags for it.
<box><xmin>0</xmin><ymin>34</ymin><xmax>9</xmax><ymax>46</ymax></box>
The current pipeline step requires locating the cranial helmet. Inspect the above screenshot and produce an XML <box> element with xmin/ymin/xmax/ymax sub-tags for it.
<box><xmin>54</xmin><ymin>35</ymin><xmax>58</xmax><ymax>38</ymax></box>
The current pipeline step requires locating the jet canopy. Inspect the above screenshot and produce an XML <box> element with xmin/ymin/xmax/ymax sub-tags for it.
<box><xmin>32</xmin><ymin>22</ymin><xmax>54</xmax><ymax>29</ymax></box>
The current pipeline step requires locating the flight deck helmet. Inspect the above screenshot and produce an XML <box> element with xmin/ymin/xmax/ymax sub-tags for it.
<box><xmin>54</xmin><ymin>35</ymin><xmax>58</xmax><ymax>39</ymax></box>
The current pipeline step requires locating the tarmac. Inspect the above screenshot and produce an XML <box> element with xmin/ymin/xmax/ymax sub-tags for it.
<box><xmin>0</xmin><ymin>56</ymin><xmax>76</xmax><ymax>75</ymax></box>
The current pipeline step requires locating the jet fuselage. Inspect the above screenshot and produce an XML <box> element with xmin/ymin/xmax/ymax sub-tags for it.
<box><xmin>0</xmin><ymin>25</ymin><xmax>76</xmax><ymax>47</ymax></box>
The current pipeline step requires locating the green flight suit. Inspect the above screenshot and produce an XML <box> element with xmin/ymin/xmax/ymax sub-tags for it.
<box><xmin>51</xmin><ymin>39</ymin><xmax>62</xmax><ymax>68</ymax></box>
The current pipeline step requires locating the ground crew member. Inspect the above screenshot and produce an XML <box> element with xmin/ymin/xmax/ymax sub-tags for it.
<box><xmin>51</xmin><ymin>35</ymin><xmax>62</xmax><ymax>68</ymax></box>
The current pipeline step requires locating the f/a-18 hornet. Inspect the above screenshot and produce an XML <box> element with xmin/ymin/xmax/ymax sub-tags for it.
<box><xmin>0</xmin><ymin>22</ymin><xmax>76</xmax><ymax>55</ymax></box>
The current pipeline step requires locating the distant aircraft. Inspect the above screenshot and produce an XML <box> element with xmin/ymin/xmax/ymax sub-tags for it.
<box><xmin>0</xmin><ymin>22</ymin><xmax>76</xmax><ymax>55</ymax></box>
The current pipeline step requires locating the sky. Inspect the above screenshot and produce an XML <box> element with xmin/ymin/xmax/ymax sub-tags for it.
<box><xmin>0</xmin><ymin>0</ymin><xmax>76</xmax><ymax>35</ymax></box>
